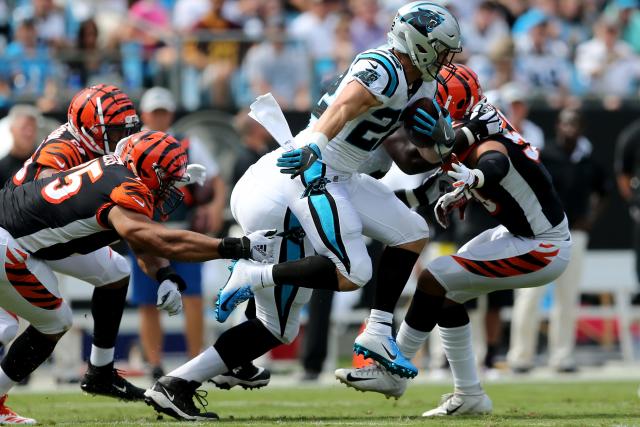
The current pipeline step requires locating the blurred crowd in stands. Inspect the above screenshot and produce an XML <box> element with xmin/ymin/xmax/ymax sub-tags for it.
<box><xmin>0</xmin><ymin>0</ymin><xmax>639</xmax><ymax>112</ymax></box>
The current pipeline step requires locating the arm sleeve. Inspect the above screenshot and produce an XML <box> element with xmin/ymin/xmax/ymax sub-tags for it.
<box><xmin>346</xmin><ymin>54</ymin><xmax>399</xmax><ymax>101</ymax></box>
<box><xmin>475</xmin><ymin>151</ymin><xmax>510</xmax><ymax>187</ymax></box>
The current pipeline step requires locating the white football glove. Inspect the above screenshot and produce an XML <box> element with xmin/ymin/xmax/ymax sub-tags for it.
<box><xmin>176</xmin><ymin>163</ymin><xmax>207</xmax><ymax>187</ymax></box>
<box><xmin>434</xmin><ymin>186</ymin><xmax>471</xmax><ymax>229</ymax></box>
<box><xmin>468</xmin><ymin>103</ymin><xmax>503</xmax><ymax>139</ymax></box>
<box><xmin>447</xmin><ymin>162</ymin><xmax>484</xmax><ymax>189</ymax></box>
<box><xmin>156</xmin><ymin>280</ymin><xmax>183</xmax><ymax>316</ymax></box>
<box><xmin>245</xmin><ymin>229</ymin><xmax>278</xmax><ymax>263</ymax></box>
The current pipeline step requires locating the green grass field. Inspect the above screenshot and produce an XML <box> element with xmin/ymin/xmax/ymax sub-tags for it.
<box><xmin>7</xmin><ymin>381</ymin><xmax>640</xmax><ymax>426</ymax></box>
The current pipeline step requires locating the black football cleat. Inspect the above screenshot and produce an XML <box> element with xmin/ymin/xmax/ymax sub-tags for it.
<box><xmin>210</xmin><ymin>363</ymin><xmax>270</xmax><ymax>390</ymax></box>
<box><xmin>80</xmin><ymin>362</ymin><xmax>145</xmax><ymax>401</ymax></box>
<box><xmin>144</xmin><ymin>376</ymin><xmax>219</xmax><ymax>421</ymax></box>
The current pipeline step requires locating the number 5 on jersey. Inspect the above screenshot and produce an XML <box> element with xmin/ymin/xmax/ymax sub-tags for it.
<box><xmin>42</xmin><ymin>160</ymin><xmax>103</xmax><ymax>203</ymax></box>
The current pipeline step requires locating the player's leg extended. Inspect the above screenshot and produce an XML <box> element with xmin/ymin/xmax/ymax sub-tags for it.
<box><xmin>407</xmin><ymin>228</ymin><xmax>569</xmax><ymax>416</ymax></box>
<box><xmin>0</xmin><ymin>231</ymin><xmax>72</xmax><ymax>424</ymax></box>
<box><xmin>342</xmin><ymin>174</ymin><xmax>429</xmax><ymax>378</ymax></box>
<box><xmin>46</xmin><ymin>248</ymin><xmax>144</xmax><ymax>401</ymax></box>
<box><xmin>216</xmin><ymin>177</ymin><xmax>373</xmax><ymax>321</ymax></box>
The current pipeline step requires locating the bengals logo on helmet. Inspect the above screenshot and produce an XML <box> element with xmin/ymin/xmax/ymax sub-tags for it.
<box><xmin>116</xmin><ymin>130</ymin><xmax>188</xmax><ymax>218</ymax></box>
<box><xmin>436</xmin><ymin>64</ymin><xmax>483</xmax><ymax>120</ymax></box>
<box><xmin>67</xmin><ymin>84</ymin><xmax>141</xmax><ymax>155</ymax></box>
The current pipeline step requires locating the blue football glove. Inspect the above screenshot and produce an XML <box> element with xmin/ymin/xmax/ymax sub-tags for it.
<box><xmin>412</xmin><ymin>99</ymin><xmax>451</xmax><ymax>136</ymax></box>
<box><xmin>277</xmin><ymin>143</ymin><xmax>322</xmax><ymax>180</ymax></box>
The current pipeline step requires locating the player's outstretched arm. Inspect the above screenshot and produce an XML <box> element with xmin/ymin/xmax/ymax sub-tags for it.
<box><xmin>108</xmin><ymin>206</ymin><xmax>273</xmax><ymax>262</ymax></box>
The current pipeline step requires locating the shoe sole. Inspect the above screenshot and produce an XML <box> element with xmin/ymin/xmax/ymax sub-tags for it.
<box><xmin>80</xmin><ymin>385</ymin><xmax>145</xmax><ymax>402</ymax></box>
<box><xmin>143</xmin><ymin>389</ymin><xmax>218</xmax><ymax>422</ymax></box>
<box><xmin>353</xmin><ymin>344</ymin><xmax>417</xmax><ymax>379</ymax></box>
<box><xmin>211</xmin><ymin>377</ymin><xmax>270</xmax><ymax>391</ymax></box>
<box><xmin>335</xmin><ymin>374</ymin><xmax>402</xmax><ymax>400</ymax></box>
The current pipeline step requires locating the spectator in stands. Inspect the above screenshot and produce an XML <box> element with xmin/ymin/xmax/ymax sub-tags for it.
<box><xmin>130</xmin><ymin>87</ymin><xmax>226</xmax><ymax>380</ymax></box>
<box><xmin>173</xmin><ymin>0</ymin><xmax>210</xmax><ymax>32</ymax></box>
<box><xmin>508</xmin><ymin>108</ymin><xmax>609</xmax><ymax>373</ymax></box>
<box><xmin>605</xmin><ymin>0</ymin><xmax>640</xmax><ymax>54</ymax></box>
<box><xmin>575</xmin><ymin>15</ymin><xmax>640</xmax><ymax>105</ymax></box>
<box><xmin>289</xmin><ymin>0</ymin><xmax>340</xmax><ymax>84</ymax></box>
<box><xmin>4</xmin><ymin>17</ymin><xmax>57</xmax><ymax>99</ymax></box>
<box><xmin>492</xmin><ymin>81</ymin><xmax>545</xmax><ymax>149</ymax></box>
<box><xmin>349</xmin><ymin>0</ymin><xmax>386</xmax><ymax>53</ymax></box>
<box><xmin>184</xmin><ymin>0</ymin><xmax>241</xmax><ymax>108</ymax></box>
<box><xmin>67</xmin><ymin>19</ymin><xmax>123</xmax><ymax>89</ymax></box>
<box><xmin>0</xmin><ymin>105</ymin><xmax>40</xmax><ymax>187</ymax></box>
<box><xmin>467</xmin><ymin>35</ymin><xmax>516</xmax><ymax>92</ymax></box>
<box><xmin>514</xmin><ymin>11</ymin><xmax>572</xmax><ymax>105</ymax></box>
<box><xmin>333</xmin><ymin>13</ymin><xmax>355</xmax><ymax>75</ymax></box>
<box><xmin>556</xmin><ymin>0</ymin><xmax>590</xmax><ymax>54</ymax></box>
<box><xmin>242</xmin><ymin>19</ymin><xmax>310</xmax><ymax>111</ymax></box>
<box><xmin>231</xmin><ymin>109</ymin><xmax>275</xmax><ymax>185</ymax></box>
<box><xmin>12</xmin><ymin>0</ymin><xmax>66</xmax><ymax>48</ymax></box>
<box><xmin>462</xmin><ymin>1</ymin><xmax>510</xmax><ymax>56</ymax></box>
<box><xmin>615</xmin><ymin>114</ymin><xmax>640</xmax><ymax>303</ymax></box>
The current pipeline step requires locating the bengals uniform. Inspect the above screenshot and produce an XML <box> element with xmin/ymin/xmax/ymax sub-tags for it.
<box><xmin>0</xmin><ymin>155</ymin><xmax>152</xmax><ymax>334</ymax></box>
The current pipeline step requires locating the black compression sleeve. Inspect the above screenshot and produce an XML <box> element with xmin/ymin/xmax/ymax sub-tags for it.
<box><xmin>475</xmin><ymin>151</ymin><xmax>510</xmax><ymax>187</ymax></box>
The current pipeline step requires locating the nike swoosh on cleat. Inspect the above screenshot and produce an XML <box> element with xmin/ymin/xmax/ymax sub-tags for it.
<box><xmin>446</xmin><ymin>402</ymin><xmax>464</xmax><ymax>415</ymax></box>
<box><xmin>220</xmin><ymin>288</ymin><xmax>241</xmax><ymax>312</ymax></box>
<box><xmin>381</xmin><ymin>343</ymin><xmax>397</xmax><ymax>360</ymax></box>
<box><xmin>346</xmin><ymin>373</ymin><xmax>374</xmax><ymax>382</ymax></box>
<box><xmin>160</xmin><ymin>385</ymin><xmax>174</xmax><ymax>401</ymax></box>
<box><xmin>114</xmin><ymin>384</ymin><xmax>128</xmax><ymax>393</ymax></box>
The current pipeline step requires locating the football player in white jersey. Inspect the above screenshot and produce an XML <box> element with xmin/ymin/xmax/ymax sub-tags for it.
<box><xmin>336</xmin><ymin>64</ymin><xmax>572</xmax><ymax>417</ymax></box>
<box><xmin>212</xmin><ymin>2</ymin><xmax>462</xmax><ymax>380</ymax></box>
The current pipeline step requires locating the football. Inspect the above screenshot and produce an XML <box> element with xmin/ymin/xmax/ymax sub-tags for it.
<box><xmin>403</xmin><ymin>97</ymin><xmax>450</xmax><ymax>148</ymax></box>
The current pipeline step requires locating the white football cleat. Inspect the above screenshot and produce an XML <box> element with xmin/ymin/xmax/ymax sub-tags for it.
<box><xmin>422</xmin><ymin>392</ymin><xmax>493</xmax><ymax>417</ymax></box>
<box><xmin>353</xmin><ymin>331</ymin><xmax>417</xmax><ymax>378</ymax></box>
<box><xmin>335</xmin><ymin>364</ymin><xmax>407</xmax><ymax>399</ymax></box>
<box><xmin>0</xmin><ymin>395</ymin><xmax>36</xmax><ymax>424</ymax></box>
<box><xmin>215</xmin><ymin>259</ymin><xmax>262</xmax><ymax>323</ymax></box>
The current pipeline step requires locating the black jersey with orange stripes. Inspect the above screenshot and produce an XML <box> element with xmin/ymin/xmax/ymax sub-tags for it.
<box><xmin>0</xmin><ymin>155</ymin><xmax>154</xmax><ymax>260</ymax></box>
<box><xmin>466</xmin><ymin>118</ymin><xmax>567</xmax><ymax>239</ymax></box>
<box><xmin>11</xmin><ymin>123</ymin><xmax>98</xmax><ymax>187</ymax></box>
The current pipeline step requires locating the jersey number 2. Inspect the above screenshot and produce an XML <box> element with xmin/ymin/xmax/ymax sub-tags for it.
<box><xmin>42</xmin><ymin>161</ymin><xmax>103</xmax><ymax>204</ymax></box>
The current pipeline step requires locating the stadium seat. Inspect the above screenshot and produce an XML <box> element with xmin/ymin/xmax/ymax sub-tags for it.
<box><xmin>579</xmin><ymin>250</ymin><xmax>638</xmax><ymax>362</ymax></box>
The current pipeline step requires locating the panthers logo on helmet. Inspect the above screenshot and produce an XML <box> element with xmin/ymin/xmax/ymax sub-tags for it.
<box><xmin>400</xmin><ymin>8</ymin><xmax>444</xmax><ymax>36</ymax></box>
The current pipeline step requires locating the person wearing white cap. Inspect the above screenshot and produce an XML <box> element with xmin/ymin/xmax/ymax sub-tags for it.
<box><xmin>135</xmin><ymin>86</ymin><xmax>271</xmax><ymax>390</ymax></box>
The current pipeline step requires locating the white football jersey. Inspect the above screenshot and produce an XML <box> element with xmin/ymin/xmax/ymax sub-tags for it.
<box><xmin>310</xmin><ymin>46</ymin><xmax>437</xmax><ymax>173</ymax></box>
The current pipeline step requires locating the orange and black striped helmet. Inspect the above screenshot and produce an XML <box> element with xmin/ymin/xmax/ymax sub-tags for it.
<box><xmin>436</xmin><ymin>64</ymin><xmax>484</xmax><ymax>120</ymax></box>
<box><xmin>116</xmin><ymin>130</ymin><xmax>188</xmax><ymax>217</ymax></box>
<box><xmin>68</xmin><ymin>84</ymin><xmax>141</xmax><ymax>155</ymax></box>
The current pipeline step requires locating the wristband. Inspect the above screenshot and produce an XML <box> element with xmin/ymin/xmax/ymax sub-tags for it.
<box><xmin>219</xmin><ymin>236</ymin><xmax>251</xmax><ymax>259</ymax></box>
<box><xmin>460</xmin><ymin>126</ymin><xmax>476</xmax><ymax>146</ymax></box>
<box><xmin>307</xmin><ymin>131</ymin><xmax>329</xmax><ymax>152</ymax></box>
<box><xmin>156</xmin><ymin>266</ymin><xmax>186</xmax><ymax>292</ymax></box>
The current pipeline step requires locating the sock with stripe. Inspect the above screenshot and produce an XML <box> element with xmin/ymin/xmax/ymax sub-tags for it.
<box><xmin>364</xmin><ymin>309</ymin><xmax>394</xmax><ymax>336</ymax></box>
<box><xmin>0</xmin><ymin>326</ymin><xmax>58</xmax><ymax>389</ymax></box>
<box><xmin>90</xmin><ymin>284</ymin><xmax>128</xmax><ymax>367</ymax></box>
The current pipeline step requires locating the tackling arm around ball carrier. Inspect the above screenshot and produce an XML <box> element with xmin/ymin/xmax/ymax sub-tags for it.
<box><xmin>108</xmin><ymin>206</ymin><xmax>274</xmax><ymax>263</ymax></box>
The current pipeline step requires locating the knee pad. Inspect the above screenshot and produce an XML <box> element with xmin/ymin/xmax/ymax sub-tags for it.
<box><xmin>34</xmin><ymin>303</ymin><xmax>73</xmax><ymax>335</ymax></box>
<box><xmin>348</xmin><ymin>256</ymin><xmax>372</xmax><ymax>288</ymax></box>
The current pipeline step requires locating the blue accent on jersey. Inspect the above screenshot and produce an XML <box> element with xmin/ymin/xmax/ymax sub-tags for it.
<box><xmin>275</xmin><ymin>209</ymin><xmax>303</xmax><ymax>337</ymax></box>
<box><xmin>309</xmin><ymin>194</ymin><xmax>344</xmax><ymax>260</ymax></box>
<box><xmin>357</xmin><ymin>53</ymin><xmax>398</xmax><ymax>97</ymax></box>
